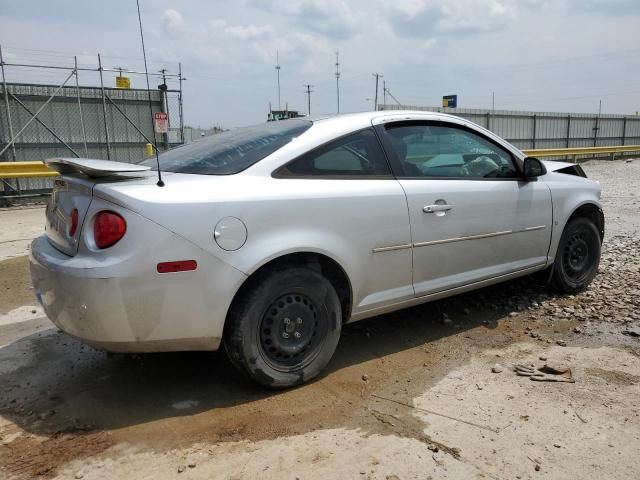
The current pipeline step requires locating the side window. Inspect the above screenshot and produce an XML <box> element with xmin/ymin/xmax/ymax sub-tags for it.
<box><xmin>385</xmin><ymin>124</ymin><xmax>518</xmax><ymax>179</ymax></box>
<box><xmin>277</xmin><ymin>128</ymin><xmax>391</xmax><ymax>178</ymax></box>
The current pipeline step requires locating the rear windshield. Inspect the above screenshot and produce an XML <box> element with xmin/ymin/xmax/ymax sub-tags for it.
<box><xmin>140</xmin><ymin>119</ymin><xmax>312</xmax><ymax>175</ymax></box>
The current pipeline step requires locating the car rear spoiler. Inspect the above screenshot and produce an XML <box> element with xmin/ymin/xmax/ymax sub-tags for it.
<box><xmin>45</xmin><ymin>157</ymin><xmax>152</xmax><ymax>178</ymax></box>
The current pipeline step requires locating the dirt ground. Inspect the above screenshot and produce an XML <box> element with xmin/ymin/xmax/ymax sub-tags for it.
<box><xmin>1</xmin><ymin>159</ymin><xmax>639</xmax><ymax>479</ymax></box>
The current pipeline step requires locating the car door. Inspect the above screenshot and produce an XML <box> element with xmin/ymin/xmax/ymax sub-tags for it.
<box><xmin>375</xmin><ymin>119</ymin><xmax>552</xmax><ymax>297</ymax></box>
<box><xmin>272</xmin><ymin>127</ymin><xmax>414</xmax><ymax>314</ymax></box>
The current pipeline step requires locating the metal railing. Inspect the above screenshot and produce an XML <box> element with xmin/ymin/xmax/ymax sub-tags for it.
<box><xmin>2</xmin><ymin>145</ymin><xmax>639</xmax><ymax>181</ymax></box>
<box><xmin>0</xmin><ymin>161</ymin><xmax>58</xmax><ymax>179</ymax></box>
<box><xmin>521</xmin><ymin>145</ymin><xmax>640</xmax><ymax>162</ymax></box>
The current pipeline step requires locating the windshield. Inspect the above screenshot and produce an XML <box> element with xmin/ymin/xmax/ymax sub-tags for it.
<box><xmin>140</xmin><ymin>119</ymin><xmax>312</xmax><ymax>175</ymax></box>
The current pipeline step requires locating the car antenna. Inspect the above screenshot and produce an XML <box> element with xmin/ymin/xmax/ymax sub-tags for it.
<box><xmin>136</xmin><ymin>0</ymin><xmax>164</xmax><ymax>187</ymax></box>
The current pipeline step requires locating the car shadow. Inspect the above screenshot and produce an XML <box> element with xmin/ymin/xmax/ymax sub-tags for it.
<box><xmin>0</xmin><ymin>275</ymin><xmax>554</xmax><ymax>439</ymax></box>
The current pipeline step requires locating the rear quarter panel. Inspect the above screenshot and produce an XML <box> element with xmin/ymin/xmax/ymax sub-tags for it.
<box><xmin>98</xmin><ymin>174</ymin><xmax>414</xmax><ymax>318</ymax></box>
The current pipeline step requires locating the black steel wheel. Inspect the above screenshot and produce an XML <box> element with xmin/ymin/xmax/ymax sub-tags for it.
<box><xmin>259</xmin><ymin>293</ymin><xmax>326</xmax><ymax>372</ymax></box>
<box><xmin>551</xmin><ymin>217</ymin><xmax>601</xmax><ymax>293</ymax></box>
<box><xmin>224</xmin><ymin>267</ymin><xmax>342</xmax><ymax>388</ymax></box>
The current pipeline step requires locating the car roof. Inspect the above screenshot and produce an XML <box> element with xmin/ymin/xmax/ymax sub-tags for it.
<box><xmin>309</xmin><ymin>110</ymin><xmax>463</xmax><ymax>125</ymax></box>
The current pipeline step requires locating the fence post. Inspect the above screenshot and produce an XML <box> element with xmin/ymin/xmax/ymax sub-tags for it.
<box><xmin>532</xmin><ymin>114</ymin><xmax>537</xmax><ymax>149</ymax></box>
<box><xmin>74</xmin><ymin>56</ymin><xmax>88</xmax><ymax>157</ymax></box>
<box><xmin>486</xmin><ymin>111</ymin><xmax>491</xmax><ymax>131</ymax></box>
<box><xmin>621</xmin><ymin>117</ymin><xmax>627</xmax><ymax>146</ymax></box>
<box><xmin>178</xmin><ymin>62</ymin><xmax>184</xmax><ymax>144</ymax></box>
<box><xmin>0</xmin><ymin>44</ymin><xmax>20</xmax><ymax>194</ymax></box>
<box><xmin>97</xmin><ymin>53</ymin><xmax>112</xmax><ymax>160</ymax></box>
<box><xmin>593</xmin><ymin>115</ymin><xmax>599</xmax><ymax>148</ymax></box>
<box><xmin>565</xmin><ymin>115</ymin><xmax>571</xmax><ymax>161</ymax></box>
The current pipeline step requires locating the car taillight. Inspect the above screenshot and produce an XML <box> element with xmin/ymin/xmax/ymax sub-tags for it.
<box><xmin>68</xmin><ymin>208</ymin><xmax>79</xmax><ymax>237</ymax></box>
<box><xmin>94</xmin><ymin>211</ymin><xmax>126</xmax><ymax>249</ymax></box>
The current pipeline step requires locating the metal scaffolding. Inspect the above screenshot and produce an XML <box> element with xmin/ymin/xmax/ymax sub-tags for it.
<box><xmin>0</xmin><ymin>45</ymin><xmax>185</xmax><ymax>197</ymax></box>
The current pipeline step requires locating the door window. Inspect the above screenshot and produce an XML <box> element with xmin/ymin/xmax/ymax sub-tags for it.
<box><xmin>275</xmin><ymin>128</ymin><xmax>391</xmax><ymax>178</ymax></box>
<box><xmin>385</xmin><ymin>124</ymin><xmax>518</xmax><ymax>179</ymax></box>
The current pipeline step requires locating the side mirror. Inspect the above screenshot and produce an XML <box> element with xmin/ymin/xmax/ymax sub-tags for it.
<box><xmin>523</xmin><ymin>157</ymin><xmax>547</xmax><ymax>180</ymax></box>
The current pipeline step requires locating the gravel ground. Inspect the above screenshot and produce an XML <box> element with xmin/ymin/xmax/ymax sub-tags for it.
<box><xmin>584</xmin><ymin>158</ymin><xmax>640</xmax><ymax>237</ymax></box>
<box><xmin>0</xmin><ymin>158</ymin><xmax>639</xmax><ymax>479</ymax></box>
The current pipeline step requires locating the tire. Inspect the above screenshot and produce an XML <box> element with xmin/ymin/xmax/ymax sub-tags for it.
<box><xmin>550</xmin><ymin>217</ymin><xmax>601</xmax><ymax>293</ymax></box>
<box><xmin>224</xmin><ymin>267</ymin><xmax>342</xmax><ymax>388</ymax></box>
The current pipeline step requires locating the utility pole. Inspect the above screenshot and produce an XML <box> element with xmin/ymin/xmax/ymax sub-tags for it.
<box><xmin>383</xmin><ymin>80</ymin><xmax>387</xmax><ymax>108</ymax></box>
<box><xmin>159</xmin><ymin>68</ymin><xmax>169</xmax><ymax>150</ymax></box>
<box><xmin>335</xmin><ymin>51</ymin><xmax>340</xmax><ymax>113</ymax></box>
<box><xmin>372</xmin><ymin>73</ymin><xmax>383</xmax><ymax>111</ymax></box>
<box><xmin>492</xmin><ymin>91</ymin><xmax>495</xmax><ymax>112</ymax></box>
<box><xmin>159</xmin><ymin>68</ymin><xmax>168</xmax><ymax>108</ymax></box>
<box><xmin>275</xmin><ymin>51</ymin><xmax>281</xmax><ymax>110</ymax></box>
<box><xmin>304</xmin><ymin>84</ymin><xmax>313</xmax><ymax>116</ymax></box>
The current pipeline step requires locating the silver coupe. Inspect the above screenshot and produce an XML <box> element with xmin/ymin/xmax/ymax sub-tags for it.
<box><xmin>30</xmin><ymin>111</ymin><xmax>604</xmax><ymax>387</ymax></box>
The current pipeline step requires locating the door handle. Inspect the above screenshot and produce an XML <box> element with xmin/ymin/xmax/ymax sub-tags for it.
<box><xmin>423</xmin><ymin>204</ymin><xmax>453</xmax><ymax>213</ymax></box>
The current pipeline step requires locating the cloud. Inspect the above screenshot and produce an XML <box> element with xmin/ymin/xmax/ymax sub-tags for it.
<box><xmin>574</xmin><ymin>0</ymin><xmax>640</xmax><ymax>15</ymax></box>
<box><xmin>162</xmin><ymin>9</ymin><xmax>184</xmax><ymax>36</ymax></box>
<box><xmin>207</xmin><ymin>19</ymin><xmax>329</xmax><ymax>66</ymax></box>
<box><xmin>249</xmin><ymin>31</ymin><xmax>331</xmax><ymax>66</ymax></box>
<box><xmin>210</xmin><ymin>20</ymin><xmax>274</xmax><ymax>40</ymax></box>
<box><xmin>254</xmin><ymin>0</ymin><xmax>361</xmax><ymax>39</ymax></box>
<box><xmin>422</xmin><ymin>38</ymin><xmax>437</xmax><ymax>50</ymax></box>
<box><xmin>2</xmin><ymin>0</ymin><xmax>639</xmax><ymax>127</ymax></box>
<box><xmin>225</xmin><ymin>23</ymin><xmax>273</xmax><ymax>40</ymax></box>
<box><xmin>518</xmin><ymin>0</ymin><xmax>640</xmax><ymax>15</ymax></box>
<box><xmin>383</xmin><ymin>0</ymin><xmax>516</xmax><ymax>37</ymax></box>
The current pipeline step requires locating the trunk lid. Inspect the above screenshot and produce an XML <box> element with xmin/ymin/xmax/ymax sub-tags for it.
<box><xmin>44</xmin><ymin>157</ymin><xmax>152</xmax><ymax>256</ymax></box>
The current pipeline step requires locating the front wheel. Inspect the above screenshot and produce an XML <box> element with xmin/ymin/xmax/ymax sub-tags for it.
<box><xmin>550</xmin><ymin>217</ymin><xmax>601</xmax><ymax>293</ymax></box>
<box><xmin>224</xmin><ymin>267</ymin><xmax>342</xmax><ymax>388</ymax></box>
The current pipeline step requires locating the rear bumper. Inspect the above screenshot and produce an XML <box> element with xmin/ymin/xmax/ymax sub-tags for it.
<box><xmin>30</xmin><ymin>232</ymin><xmax>247</xmax><ymax>353</ymax></box>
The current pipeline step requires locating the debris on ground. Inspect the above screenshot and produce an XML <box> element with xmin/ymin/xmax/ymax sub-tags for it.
<box><xmin>514</xmin><ymin>364</ymin><xmax>575</xmax><ymax>383</ymax></box>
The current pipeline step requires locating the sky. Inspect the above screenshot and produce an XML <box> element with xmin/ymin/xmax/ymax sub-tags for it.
<box><xmin>1</xmin><ymin>0</ymin><xmax>640</xmax><ymax>128</ymax></box>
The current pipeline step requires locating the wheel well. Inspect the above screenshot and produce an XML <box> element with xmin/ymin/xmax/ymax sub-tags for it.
<box><xmin>229</xmin><ymin>252</ymin><xmax>353</xmax><ymax>324</ymax></box>
<box><xmin>567</xmin><ymin>203</ymin><xmax>605</xmax><ymax>242</ymax></box>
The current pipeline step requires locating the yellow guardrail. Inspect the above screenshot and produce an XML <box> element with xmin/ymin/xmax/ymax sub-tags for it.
<box><xmin>0</xmin><ymin>161</ymin><xmax>58</xmax><ymax>179</ymax></box>
<box><xmin>523</xmin><ymin>145</ymin><xmax>640</xmax><ymax>159</ymax></box>
<box><xmin>1</xmin><ymin>144</ymin><xmax>639</xmax><ymax>179</ymax></box>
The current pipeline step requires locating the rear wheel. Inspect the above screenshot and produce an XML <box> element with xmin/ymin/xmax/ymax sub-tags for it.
<box><xmin>224</xmin><ymin>267</ymin><xmax>342</xmax><ymax>388</ymax></box>
<box><xmin>550</xmin><ymin>217</ymin><xmax>601</xmax><ymax>293</ymax></box>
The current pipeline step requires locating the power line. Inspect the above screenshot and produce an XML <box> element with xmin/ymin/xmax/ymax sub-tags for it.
<box><xmin>384</xmin><ymin>86</ymin><xmax>402</xmax><ymax>106</ymax></box>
